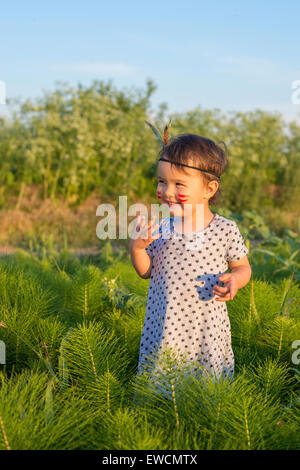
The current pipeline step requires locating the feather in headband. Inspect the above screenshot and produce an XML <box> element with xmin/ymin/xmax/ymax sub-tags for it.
<box><xmin>144</xmin><ymin>120</ymin><xmax>220</xmax><ymax>178</ymax></box>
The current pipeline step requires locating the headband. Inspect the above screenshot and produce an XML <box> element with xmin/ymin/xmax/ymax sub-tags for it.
<box><xmin>159</xmin><ymin>157</ymin><xmax>220</xmax><ymax>179</ymax></box>
<box><xmin>145</xmin><ymin>120</ymin><xmax>221</xmax><ymax>179</ymax></box>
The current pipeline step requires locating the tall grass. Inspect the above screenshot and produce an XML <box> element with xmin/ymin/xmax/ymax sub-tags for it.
<box><xmin>0</xmin><ymin>245</ymin><xmax>299</xmax><ymax>450</ymax></box>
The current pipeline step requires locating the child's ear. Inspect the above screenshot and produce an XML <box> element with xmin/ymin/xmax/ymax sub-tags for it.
<box><xmin>206</xmin><ymin>179</ymin><xmax>219</xmax><ymax>199</ymax></box>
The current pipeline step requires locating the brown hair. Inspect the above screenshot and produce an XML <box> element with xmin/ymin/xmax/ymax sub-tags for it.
<box><xmin>158</xmin><ymin>133</ymin><xmax>228</xmax><ymax>206</ymax></box>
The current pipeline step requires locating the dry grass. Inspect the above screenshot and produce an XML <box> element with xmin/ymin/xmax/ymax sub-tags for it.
<box><xmin>0</xmin><ymin>186</ymin><xmax>102</xmax><ymax>248</ymax></box>
<box><xmin>0</xmin><ymin>185</ymin><xmax>298</xmax><ymax>250</ymax></box>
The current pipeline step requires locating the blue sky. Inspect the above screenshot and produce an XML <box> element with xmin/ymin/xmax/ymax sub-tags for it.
<box><xmin>1</xmin><ymin>0</ymin><xmax>300</xmax><ymax>122</ymax></box>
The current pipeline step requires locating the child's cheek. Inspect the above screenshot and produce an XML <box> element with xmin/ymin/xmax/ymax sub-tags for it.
<box><xmin>178</xmin><ymin>193</ymin><xmax>188</xmax><ymax>203</ymax></box>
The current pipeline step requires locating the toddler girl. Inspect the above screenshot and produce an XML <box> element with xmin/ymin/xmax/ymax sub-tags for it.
<box><xmin>130</xmin><ymin>133</ymin><xmax>252</xmax><ymax>385</ymax></box>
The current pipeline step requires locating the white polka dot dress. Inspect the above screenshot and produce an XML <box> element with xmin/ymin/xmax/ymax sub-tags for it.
<box><xmin>136</xmin><ymin>212</ymin><xmax>249</xmax><ymax>381</ymax></box>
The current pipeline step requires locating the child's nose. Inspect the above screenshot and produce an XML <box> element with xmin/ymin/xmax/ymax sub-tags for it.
<box><xmin>164</xmin><ymin>188</ymin><xmax>175</xmax><ymax>200</ymax></box>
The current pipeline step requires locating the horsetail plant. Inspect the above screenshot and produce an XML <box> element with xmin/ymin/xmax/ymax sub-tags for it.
<box><xmin>0</xmin><ymin>414</ymin><xmax>11</xmax><ymax>450</ymax></box>
<box><xmin>0</xmin><ymin>243</ymin><xmax>299</xmax><ymax>450</ymax></box>
<box><xmin>44</xmin><ymin>379</ymin><xmax>55</xmax><ymax>425</ymax></box>
<box><xmin>279</xmin><ymin>272</ymin><xmax>295</xmax><ymax>317</ymax></box>
<box><xmin>58</xmin><ymin>328</ymin><xmax>73</xmax><ymax>389</ymax></box>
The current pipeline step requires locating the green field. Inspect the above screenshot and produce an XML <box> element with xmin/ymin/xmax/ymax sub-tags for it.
<box><xmin>0</xmin><ymin>81</ymin><xmax>299</xmax><ymax>450</ymax></box>
<box><xmin>0</xmin><ymin>230</ymin><xmax>299</xmax><ymax>450</ymax></box>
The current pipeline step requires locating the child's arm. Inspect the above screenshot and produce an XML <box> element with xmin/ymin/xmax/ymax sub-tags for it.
<box><xmin>213</xmin><ymin>220</ymin><xmax>252</xmax><ymax>301</ymax></box>
<box><xmin>129</xmin><ymin>215</ymin><xmax>162</xmax><ymax>279</ymax></box>
<box><xmin>229</xmin><ymin>257</ymin><xmax>252</xmax><ymax>289</ymax></box>
<box><xmin>213</xmin><ymin>256</ymin><xmax>252</xmax><ymax>301</ymax></box>
<box><xmin>130</xmin><ymin>246</ymin><xmax>152</xmax><ymax>279</ymax></box>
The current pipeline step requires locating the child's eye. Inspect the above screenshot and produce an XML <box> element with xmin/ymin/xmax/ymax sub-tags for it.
<box><xmin>157</xmin><ymin>180</ymin><xmax>185</xmax><ymax>186</ymax></box>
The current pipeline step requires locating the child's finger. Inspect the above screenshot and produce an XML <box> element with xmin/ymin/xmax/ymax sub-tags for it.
<box><xmin>148</xmin><ymin>220</ymin><xmax>159</xmax><ymax>234</ymax></box>
<box><xmin>137</xmin><ymin>215</ymin><xmax>142</xmax><ymax>229</ymax></box>
<box><xmin>135</xmin><ymin>215</ymin><xmax>141</xmax><ymax>232</ymax></box>
<box><xmin>149</xmin><ymin>224</ymin><xmax>160</xmax><ymax>237</ymax></box>
<box><xmin>148</xmin><ymin>215</ymin><xmax>156</xmax><ymax>226</ymax></box>
<box><xmin>215</xmin><ymin>294</ymin><xmax>230</xmax><ymax>302</ymax></box>
<box><xmin>215</xmin><ymin>290</ymin><xmax>231</xmax><ymax>301</ymax></box>
<box><xmin>213</xmin><ymin>285</ymin><xmax>229</xmax><ymax>295</ymax></box>
<box><xmin>139</xmin><ymin>219</ymin><xmax>155</xmax><ymax>237</ymax></box>
<box><xmin>229</xmin><ymin>286</ymin><xmax>237</xmax><ymax>300</ymax></box>
<box><xmin>140</xmin><ymin>215</ymin><xmax>155</xmax><ymax>229</ymax></box>
<box><xmin>151</xmin><ymin>231</ymin><xmax>162</xmax><ymax>240</ymax></box>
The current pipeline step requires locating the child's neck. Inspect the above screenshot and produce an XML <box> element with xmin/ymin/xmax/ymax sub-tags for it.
<box><xmin>173</xmin><ymin>206</ymin><xmax>215</xmax><ymax>234</ymax></box>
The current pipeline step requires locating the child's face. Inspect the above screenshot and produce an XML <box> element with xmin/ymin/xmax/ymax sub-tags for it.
<box><xmin>157</xmin><ymin>159</ymin><xmax>214</xmax><ymax>217</ymax></box>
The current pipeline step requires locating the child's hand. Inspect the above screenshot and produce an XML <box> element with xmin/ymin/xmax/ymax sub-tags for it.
<box><xmin>212</xmin><ymin>273</ymin><xmax>239</xmax><ymax>301</ymax></box>
<box><xmin>130</xmin><ymin>215</ymin><xmax>162</xmax><ymax>251</ymax></box>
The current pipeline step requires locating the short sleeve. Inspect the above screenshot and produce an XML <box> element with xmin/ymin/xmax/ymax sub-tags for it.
<box><xmin>145</xmin><ymin>242</ymin><xmax>154</xmax><ymax>260</ymax></box>
<box><xmin>226</xmin><ymin>221</ymin><xmax>249</xmax><ymax>263</ymax></box>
